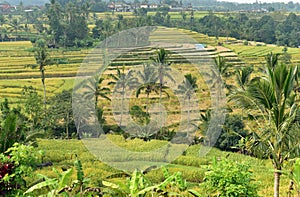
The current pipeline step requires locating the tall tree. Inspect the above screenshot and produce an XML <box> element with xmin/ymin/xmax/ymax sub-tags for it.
<box><xmin>46</xmin><ymin>0</ymin><xmax>64</xmax><ymax>44</ymax></box>
<box><xmin>8</xmin><ymin>18</ymin><xmax>23</xmax><ymax>41</ymax></box>
<box><xmin>136</xmin><ymin>64</ymin><xmax>160</xmax><ymax>113</ymax></box>
<box><xmin>81</xmin><ymin>75</ymin><xmax>111</xmax><ymax>108</ymax></box>
<box><xmin>47</xmin><ymin>90</ymin><xmax>74</xmax><ymax>138</ymax></box>
<box><xmin>28</xmin><ymin>41</ymin><xmax>54</xmax><ymax>111</ymax></box>
<box><xmin>109</xmin><ymin>66</ymin><xmax>137</xmax><ymax>127</ymax></box>
<box><xmin>231</xmin><ymin>58</ymin><xmax>299</xmax><ymax>197</ymax></box>
<box><xmin>207</xmin><ymin>56</ymin><xmax>233</xmax><ymax>92</ymax></box>
<box><xmin>176</xmin><ymin>74</ymin><xmax>198</xmax><ymax>137</ymax></box>
<box><xmin>150</xmin><ymin>48</ymin><xmax>174</xmax><ymax>108</ymax></box>
<box><xmin>235</xmin><ymin>66</ymin><xmax>254</xmax><ymax>91</ymax></box>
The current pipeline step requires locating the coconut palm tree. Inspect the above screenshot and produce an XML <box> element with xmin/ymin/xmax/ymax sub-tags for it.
<box><xmin>209</xmin><ymin>55</ymin><xmax>232</xmax><ymax>89</ymax></box>
<box><xmin>265</xmin><ymin>52</ymin><xmax>280</xmax><ymax>70</ymax></box>
<box><xmin>230</xmin><ymin>60</ymin><xmax>299</xmax><ymax>197</ymax></box>
<box><xmin>150</xmin><ymin>48</ymin><xmax>174</xmax><ymax>119</ymax></box>
<box><xmin>135</xmin><ymin>64</ymin><xmax>160</xmax><ymax>113</ymax></box>
<box><xmin>206</xmin><ymin>55</ymin><xmax>232</xmax><ymax>106</ymax></box>
<box><xmin>235</xmin><ymin>66</ymin><xmax>254</xmax><ymax>91</ymax></box>
<box><xmin>176</xmin><ymin>74</ymin><xmax>198</xmax><ymax>136</ymax></box>
<box><xmin>8</xmin><ymin>18</ymin><xmax>23</xmax><ymax>41</ymax></box>
<box><xmin>27</xmin><ymin>44</ymin><xmax>54</xmax><ymax>111</ymax></box>
<box><xmin>82</xmin><ymin>76</ymin><xmax>111</xmax><ymax>108</ymax></box>
<box><xmin>109</xmin><ymin>66</ymin><xmax>138</xmax><ymax>127</ymax></box>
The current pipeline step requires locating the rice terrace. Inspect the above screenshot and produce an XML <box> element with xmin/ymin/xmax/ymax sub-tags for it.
<box><xmin>0</xmin><ymin>0</ymin><xmax>300</xmax><ymax>196</ymax></box>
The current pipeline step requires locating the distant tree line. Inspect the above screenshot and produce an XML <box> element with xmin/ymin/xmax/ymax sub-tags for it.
<box><xmin>91</xmin><ymin>10</ymin><xmax>300</xmax><ymax>47</ymax></box>
<box><xmin>187</xmin><ymin>12</ymin><xmax>300</xmax><ymax>47</ymax></box>
<box><xmin>186</xmin><ymin>0</ymin><xmax>300</xmax><ymax>12</ymax></box>
<box><xmin>1</xmin><ymin>0</ymin><xmax>300</xmax><ymax>48</ymax></box>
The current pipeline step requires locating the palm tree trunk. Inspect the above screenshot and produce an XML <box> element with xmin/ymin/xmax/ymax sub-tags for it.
<box><xmin>66</xmin><ymin>112</ymin><xmax>69</xmax><ymax>139</ymax></box>
<box><xmin>95</xmin><ymin>93</ymin><xmax>98</xmax><ymax>109</ymax></box>
<box><xmin>146</xmin><ymin>93</ymin><xmax>149</xmax><ymax>113</ymax></box>
<box><xmin>159</xmin><ymin>84</ymin><xmax>162</xmax><ymax>123</ymax></box>
<box><xmin>274</xmin><ymin>171</ymin><xmax>281</xmax><ymax>197</ymax></box>
<box><xmin>41</xmin><ymin>71</ymin><xmax>47</xmax><ymax>112</ymax></box>
<box><xmin>187</xmin><ymin>97</ymin><xmax>190</xmax><ymax>138</ymax></box>
<box><xmin>159</xmin><ymin>71</ymin><xmax>163</xmax><ymax>123</ymax></box>
<box><xmin>120</xmin><ymin>88</ymin><xmax>125</xmax><ymax>127</ymax></box>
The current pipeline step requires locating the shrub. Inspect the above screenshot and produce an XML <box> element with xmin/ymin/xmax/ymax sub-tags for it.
<box><xmin>214</xmin><ymin>114</ymin><xmax>248</xmax><ymax>152</ymax></box>
<box><xmin>201</xmin><ymin>158</ymin><xmax>258</xmax><ymax>197</ymax></box>
<box><xmin>0</xmin><ymin>143</ymin><xmax>39</xmax><ymax>196</ymax></box>
<box><xmin>24</xmin><ymin>159</ymin><xmax>101</xmax><ymax>196</ymax></box>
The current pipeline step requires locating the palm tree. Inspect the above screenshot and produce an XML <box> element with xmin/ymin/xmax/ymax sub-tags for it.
<box><xmin>109</xmin><ymin>66</ymin><xmax>137</xmax><ymax>127</ymax></box>
<box><xmin>231</xmin><ymin>60</ymin><xmax>299</xmax><ymax>197</ymax></box>
<box><xmin>150</xmin><ymin>48</ymin><xmax>174</xmax><ymax>118</ymax></box>
<box><xmin>265</xmin><ymin>52</ymin><xmax>280</xmax><ymax>70</ymax></box>
<box><xmin>176</xmin><ymin>74</ymin><xmax>198</xmax><ymax>137</ymax></box>
<box><xmin>211</xmin><ymin>55</ymin><xmax>232</xmax><ymax>88</ymax></box>
<box><xmin>207</xmin><ymin>55</ymin><xmax>232</xmax><ymax>105</ymax></box>
<box><xmin>198</xmin><ymin>109</ymin><xmax>211</xmax><ymax>144</ymax></box>
<box><xmin>235</xmin><ymin>66</ymin><xmax>254</xmax><ymax>91</ymax></box>
<box><xmin>0</xmin><ymin>27</ymin><xmax>7</xmax><ymax>42</ymax></box>
<box><xmin>234</xmin><ymin>66</ymin><xmax>254</xmax><ymax>119</ymax></box>
<box><xmin>82</xmin><ymin>1</ymin><xmax>91</xmax><ymax>22</ymax></box>
<box><xmin>27</xmin><ymin>45</ymin><xmax>54</xmax><ymax>111</ymax></box>
<box><xmin>8</xmin><ymin>18</ymin><xmax>23</xmax><ymax>41</ymax></box>
<box><xmin>82</xmin><ymin>75</ymin><xmax>111</xmax><ymax>108</ymax></box>
<box><xmin>135</xmin><ymin>64</ymin><xmax>160</xmax><ymax>113</ymax></box>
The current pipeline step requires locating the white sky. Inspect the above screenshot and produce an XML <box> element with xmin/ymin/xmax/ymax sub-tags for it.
<box><xmin>217</xmin><ymin>0</ymin><xmax>300</xmax><ymax>3</ymax></box>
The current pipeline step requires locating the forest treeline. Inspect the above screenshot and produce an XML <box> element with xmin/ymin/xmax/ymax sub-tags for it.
<box><xmin>8</xmin><ymin>0</ymin><xmax>300</xmax><ymax>12</ymax></box>
<box><xmin>2</xmin><ymin>0</ymin><xmax>300</xmax><ymax>48</ymax></box>
<box><xmin>192</xmin><ymin>12</ymin><xmax>300</xmax><ymax>47</ymax></box>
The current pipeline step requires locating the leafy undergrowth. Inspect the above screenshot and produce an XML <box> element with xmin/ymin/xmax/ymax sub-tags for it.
<box><xmin>33</xmin><ymin>136</ymin><xmax>292</xmax><ymax>196</ymax></box>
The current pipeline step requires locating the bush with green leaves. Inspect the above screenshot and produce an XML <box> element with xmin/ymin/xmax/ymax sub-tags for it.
<box><xmin>44</xmin><ymin>90</ymin><xmax>76</xmax><ymax>138</ymax></box>
<box><xmin>0</xmin><ymin>97</ymin><xmax>44</xmax><ymax>152</ymax></box>
<box><xmin>0</xmin><ymin>143</ymin><xmax>39</xmax><ymax>196</ymax></box>
<box><xmin>201</xmin><ymin>158</ymin><xmax>258</xmax><ymax>197</ymax></box>
<box><xmin>24</xmin><ymin>159</ymin><xmax>101</xmax><ymax>196</ymax></box>
<box><xmin>0</xmin><ymin>99</ymin><xmax>27</xmax><ymax>153</ymax></box>
<box><xmin>215</xmin><ymin>114</ymin><xmax>248</xmax><ymax>152</ymax></box>
<box><xmin>129</xmin><ymin>105</ymin><xmax>150</xmax><ymax>126</ymax></box>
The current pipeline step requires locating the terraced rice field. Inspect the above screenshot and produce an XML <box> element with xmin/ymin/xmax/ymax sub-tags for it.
<box><xmin>0</xmin><ymin>41</ymin><xmax>89</xmax><ymax>103</ymax></box>
<box><xmin>0</xmin><ymin>27</ymin><xmax>241</xmax><ymax>110</ymax></box>
<box><xmin>225</xmin><ymin>43</ymin><xmax>300</xmax><ymax>66</ymax></box>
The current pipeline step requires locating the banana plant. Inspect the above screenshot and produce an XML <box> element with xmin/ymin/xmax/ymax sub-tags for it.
<box><xmin>24</xmin><ymin>167</ymin><xmax>73</xmax><ymax>196</ymax></box>
<box><xmin>24</xmin><ymin>159</ymin><xmax>101</xmax><ymax>197</ymax></box>
<box><xmin>103</xmin><ymin>167</ymin><xmax>188</xmax><ymax>197</ymax></box>
<box><xmin>102</xmin><ymin>169</ymin><xmax>152</xmax><ymax>196</ymax></box>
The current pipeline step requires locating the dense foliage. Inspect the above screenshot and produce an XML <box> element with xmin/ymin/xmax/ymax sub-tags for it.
<box><xmin>202</xmin><ymin>158</ymin><xmax>258</xmax><ymax>197</ymax></box>
<box><xmin>0</xmin><ymin>0</ymin><xmax>300</xmax><ymax>195</ymax></box>
<box><xmin>2</xmin><ymin>0</ymin><xmax>300</xmax><ymax>47</ymax></box>
<box><xmin>0</xmin><ymin>143</ymin><xmax>39</xmax><ymax>196</ymax></box>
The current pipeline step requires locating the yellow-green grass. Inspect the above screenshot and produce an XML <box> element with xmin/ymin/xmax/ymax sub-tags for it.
<box><xmin>0</xmin><ymin>31</ymin><xmax>236</xmax><ymax>130</ymax></box>
<box><xmin>0</xmin><ymin>35</ymin><xmax>296</xmax><ymax>196</ymax></box>
<box><xmin>93</xmin><ymin>12</ymin><xmax>135</xmax><ymax>20</ymax></box>
<box><xmin>33</xmin><ymin>137</ymin><xmax>291</xmax><ymax>196</ymax></box>
<box><xmin>225</xmin><ymin>44</ymin><xmax>300</xmax><ymax>65</ymax></box>
<box><xmin>0</xmin><ymin>78</ymin><xmax>74</xmax><ymax>103</ymax></box>
<box><xmin>147</xmin><ymin>11</ymin><xmax>227</xmax><ymax>20</ymax></box>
